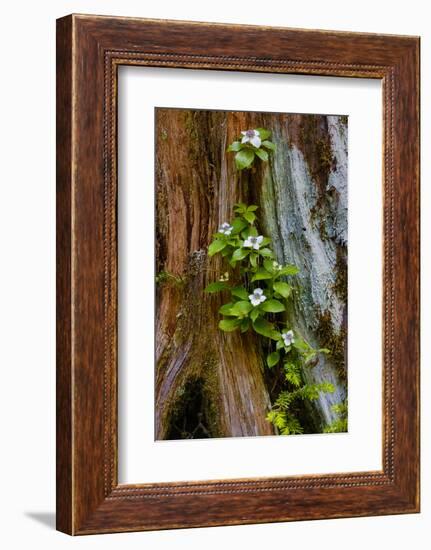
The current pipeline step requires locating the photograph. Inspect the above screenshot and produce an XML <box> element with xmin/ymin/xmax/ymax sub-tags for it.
<box><xmin>155</xmin><ymin>107</ymin><xmax>348</xmax><ymax>440</ymax></box>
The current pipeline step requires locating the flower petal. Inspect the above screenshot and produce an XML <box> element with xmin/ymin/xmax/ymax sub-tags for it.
<box><xmin>251</xmin><ymin>136</ymin><xmax>261</xmax><ymax>148</ymax></box>
<box><xmin>256</xmin><ymin>236</ymin><xmax>264</xmax><ymax>243</ymax></box>
<box><xmin>241</xmin><ymin>136</ymin><xmax>249</xmax><ymax>144</ymax></box>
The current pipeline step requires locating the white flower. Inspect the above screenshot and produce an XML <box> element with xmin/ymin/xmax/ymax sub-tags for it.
<box><xmin>282</xmin><ymin>330</ymin><xmax>295</xmax><ymax>347</ymax></box>
<box><xmin>243</xmin><ymin>235</ymin><xmax>264</xmax><ymax>250</ymax></box>
<box><xmin>241</xmin><ymin>129</ymin><xmax>261</xmax><ymax>148</ymax></box>
<box><xmin>249</xmin><ymin>288</ymin><xmax>267</xmax><ymax>307</ymax></box>
<box><xmin>219</xmin><ymin>222</ymin><xmax>233</xmax><ymax>236</ymax></box>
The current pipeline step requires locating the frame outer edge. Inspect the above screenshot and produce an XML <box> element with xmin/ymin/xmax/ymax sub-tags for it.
<box><xmin>393</xmin><ymin>38</ymin><xmax>420</xmax><ymax>511</ymax></box>
<box><xmin>56</xmin><ymin>14</ymin><xmax>74</xmax><ymax>535</ymax></box>
<box><xmin>57</xmin><ymin>14</ymin><xmax>420</xmax><ymax>535</ymax></box>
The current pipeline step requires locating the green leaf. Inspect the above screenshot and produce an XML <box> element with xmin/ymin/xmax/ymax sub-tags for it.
<box><xmin>276</xmin><ymin>339</ymin><xmax>285</xmax><ymax>350</ymax></box>
<box><xmin>250</xmin><ymin>308</ymin><xmax>260</xmax><ymax>323</ymax></box>
<box><xmin>256</xmin><ymin>128</ymin><xmax>271</xmax><ymax>140</ymax></box>
<box><xmin>204</xmin><ymin>281</ymin><xmax>229</xmax><ymax>293</ymax></box>
<box><xmin>240</xmin><ymin>318</ymin><xmax>250</xmax><ymax>333</ymax></box>
<box><xmin>279</xmin><ymin>264</ymin><xmax>299</xmax><ymax>276</ymax></box>
<box><xmin>267</xmin><ymin>351</ymin><xmax>280</xmax><ymax>368</ymax></box>
<box><xmin>230</xmin><ymin>300</ymin><xmax>253</xmax><ymax>317</ymax></box>
<box><xmin>263</xmin><ymin>259</ymin><xmax>275</xmax><ymax>273</ymax></box>
<box><xmin>243</xmin><ymin>211</ymin><xmax>256</xmax><ymax>224</ymax></box>
<box><xmin>219</xmin><ymin>302</ymin><xmax>235</xmax><ymax>316</ymax></box>
<box><xmin>252</xmin><ymin>318</ymin><xmax>275</xmax><ymax>338</ymax></box>
<box><xmin>234</xmin><ymin>202</ymin><xmax>247</xmax><ymax>213</ymax></box>
<box><xmin>258</xmin><ymin>248</ymin><xmax>274</xmax><ymax>258</ymax></box>
<box><xmin>293</xmin><ymin>338</ymin><xmax>310</xmax><ymax>352</ymax></box>
<box><xmin>242</xmin><ymin>225</ymin><xmax>258</xmax><ymax>238</ymax></box>
<box><xmin>229</xmin><ymin>258</ymin><xmax>237</xmax><ymax>268</ymax></box>
<box><xmin>231</xmin><ymin>217</ymin><xmax>248</xmax><ymax>234</ymax></box>
<box><xmin>246</xmin><ymin>205</ymin><xmax>259</xmax><ymax>212</ymax></box>
<box><xmin>208</xmin><ymin>239</ymin><xmax>227</xmax><ymax>256</ymax></box>
<box><xmin>219</xmin><ymin>319</ymin><xmax>241</xmax><ymax>332</ymax></box>
<box><xmin>231</xmin><ymin>286</ymin><xmax>249</xmax><ymax>300</ymax></box>
<box><xmin>255</xmin><ymin>148</ymin><xmax>269</xmax><ymax>162</ymax></box>
<box><xmin>231</xmin><ymin>248</ymin><xmax>250</xmax><ymax>261</ymax></box>
<box><xmin>273</xmin><ymin>281</ymin><xmax>291</xmax><ymax>299</ymax></box>
<box><xmin>260</xmin><ymin>299</ymin><xmax>285</xmax><ymax>313</ymax></box>
<box><xmin>227</xmin><ymin>141</ymin><xmax>242</xmax><ymax>152</ymax></box>
<box><xmin>272</xmin><ymin>331</ymin><xmax>283</xmax><ymax>341</ymax></box>
<box><xmin>251</xmin><ymin>268</ymin><xmax>272</xmax><ymax>281</ymax></box>
<box><xmin>262</xmin><ymin>140</ymin><xmax>276</xmax><ymax>151</ymax></box>
<box><xmin>249</xmin><ymin>253</ymin><xmax>257</xmax><ymax>268</ymax></box>
<box><xmin>235</xmin><ymin>149</ymin><xmax>255</xmax><ymax>170</ymax></box>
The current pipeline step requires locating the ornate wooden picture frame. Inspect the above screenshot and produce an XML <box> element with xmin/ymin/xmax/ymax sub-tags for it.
<box><xmin>56</xmin><ymin>14</ymin><xmax>420</xmax><ymax>535</ymax></box>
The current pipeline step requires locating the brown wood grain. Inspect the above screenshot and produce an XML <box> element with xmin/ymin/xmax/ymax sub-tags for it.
<box><xmin>56</xmin><ymin>15</ymin><xmax>73</xmax><ymax>535</ymax></box>
<box><xmin>56</xmin><ymin>14</ymin><xmax>420</xmax><ymax>535</ymax></box>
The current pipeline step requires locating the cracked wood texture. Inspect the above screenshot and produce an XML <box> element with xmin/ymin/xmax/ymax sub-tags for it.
<box><xmin>155</xmin><ymin>108</ymin><xmax>347</xmax><ymax>440</ymax></box>
<box><xmin>57</xmin><ymin>14</ymin><xmax>419</xmax><ymax>535</ymax></box>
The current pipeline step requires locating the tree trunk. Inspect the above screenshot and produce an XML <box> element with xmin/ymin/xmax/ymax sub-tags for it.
<box><xmin>254</xmin><ymin>113</ymin><xmax>348</xmax><ymax>426</ymax></box>
<box><xmin>155</xmin><ymin>109</ymin><xmax>274</xmax><ymax>439</ymax></box>
<box><xmin>155</xmin><ymin>109</ymin><xmax>348</xmax><ymax>438</ymax></box>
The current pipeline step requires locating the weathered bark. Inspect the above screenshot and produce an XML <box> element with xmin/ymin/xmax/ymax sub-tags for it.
<box><xmin>155</xmin><ymin>109</ymin><xmax>348</xmax><ymax>438</ymax></box>
<box><xmin>155</xmin><ymin>109</ymin><xmax>274</xmax><ymax>439</ymax></box>
<box><xmin>254</xmin><ymin>113</ymin><xmax>348</xmax><ymax>426</ymax></box>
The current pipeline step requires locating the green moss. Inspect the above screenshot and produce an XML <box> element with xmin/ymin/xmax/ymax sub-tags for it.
<box><xmin>299</xmin><ymin>116</ymin><xmax>334</xmax><ymax>197</ymax></box>
<box><xmin>324</xmin><ymin>400</ymin><xmax>348</xmax><ymax>433</ymax></box>
<box><xmin>155</xmin><ymin>270</ymin><xmax>186</xmax><ymax>287</ymax></box>
<box><xmin>300</xmin><ymin>118</ymin><xmax>331</xmax><ymax>168</ymax></box>
<box><xmin>316</xmin><ymin>137</ymin><xmax>333</xmax><ymax>177</ymax></box>
<box><xmin>316</xmin><ymin>309</ymin><xmax>347</xmax><ymax>380</ymax></box>
<box><xmin>318</xmin><ymin>219</ymin><xmax>329</xmax><ymax>241</ymax></box>
<box><xmin>299</xmin><ymin>117</ymin><xmax>336</xmax><ymax>239</ymax></box>
<box><xmin>201</xmin><ymin>356</ymin><xmax>222</xmax><ymax>437</ymax></box>
<box><xmin>333</xmin><ymin>246</ymin><xmax>347</xmax><ymax>303</ymax></box>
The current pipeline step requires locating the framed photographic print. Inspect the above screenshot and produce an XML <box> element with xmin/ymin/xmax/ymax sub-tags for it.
<box><xmin>56</xmin><ymin>14</ymin><xmax>420</xmax><ymax>534</ymax></box>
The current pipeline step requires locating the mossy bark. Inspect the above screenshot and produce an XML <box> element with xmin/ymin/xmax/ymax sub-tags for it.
<box><xmin>253</xmin><ymin>113</ymin><xmax>348</xmax><ymax>426</ymax></box>
<box><xmin>155</xmin><ymin>108</ymin><xmax>348</xmax><ymax>438</ymax></box>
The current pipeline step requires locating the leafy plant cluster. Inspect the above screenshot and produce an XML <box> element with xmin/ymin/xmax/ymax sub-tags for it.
<box><xmin>323</xmin><ymin>401</ymin><xmax>348</xmax><ymax>433</ymax></box>
<box><xmin>227</xmin><ymin>127</ymin><xmax>276</xmax><ymax>170</ymax></box>
<box><xmin>205</xmin><ymin>199</ymin><xmax>335</xmax><ymax>435</ymax></box>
